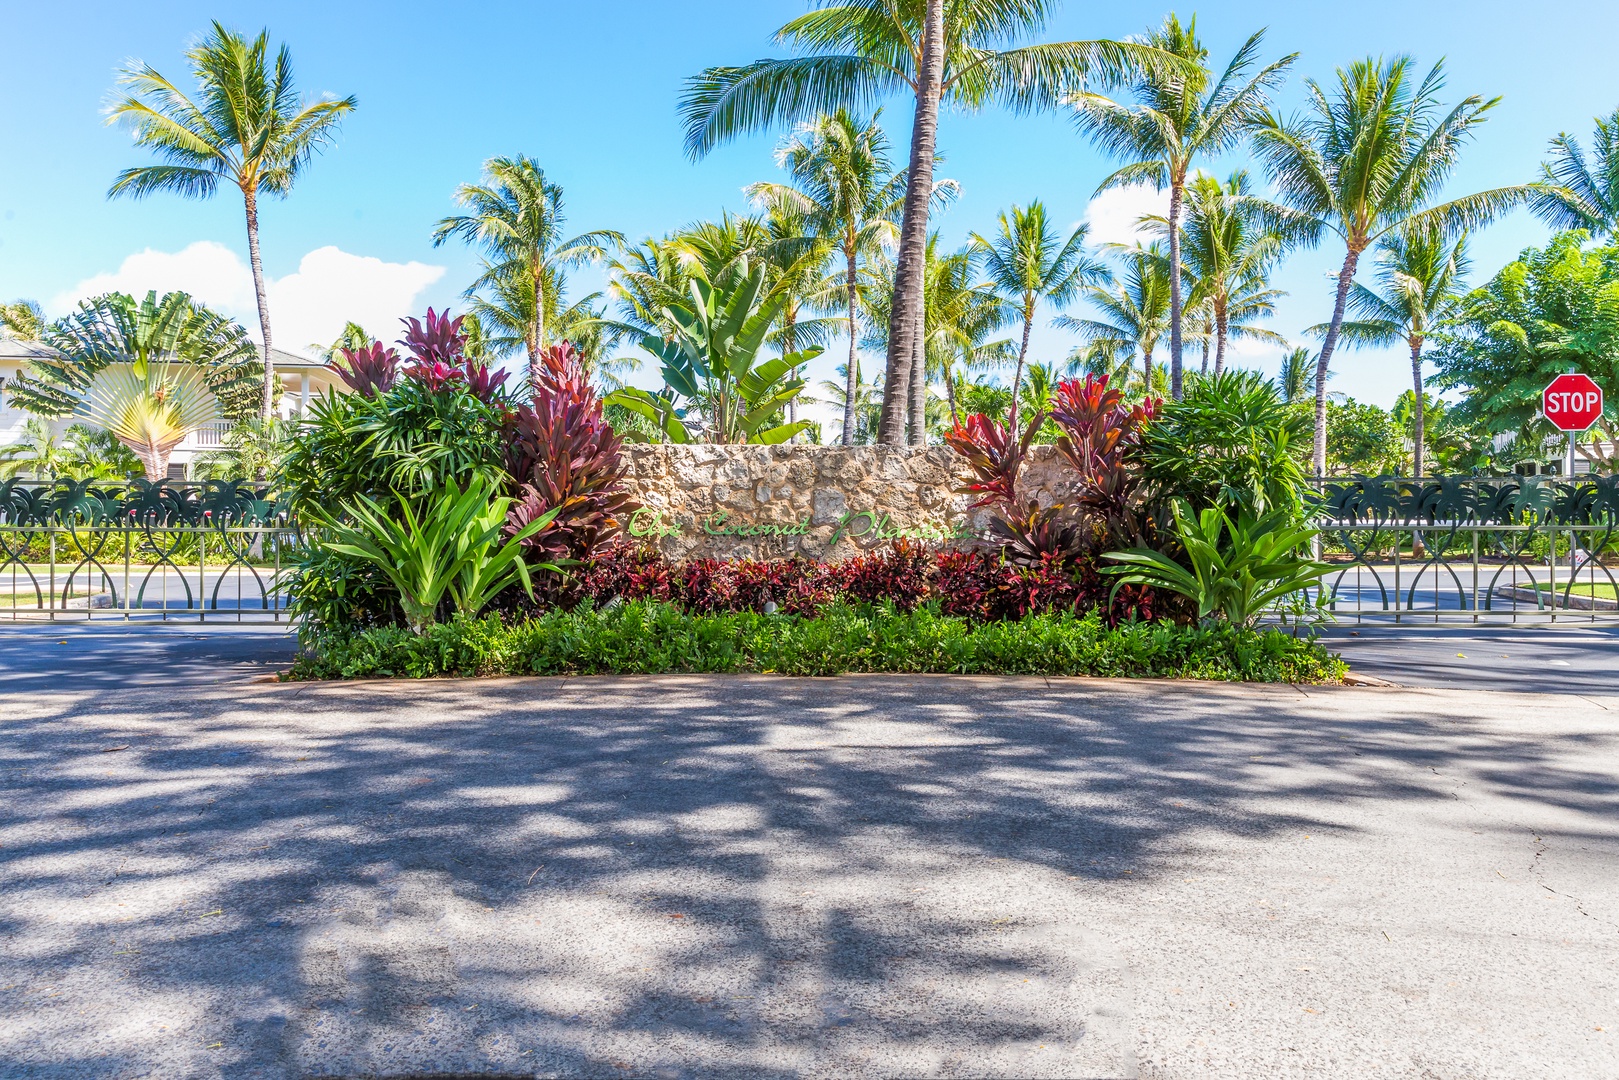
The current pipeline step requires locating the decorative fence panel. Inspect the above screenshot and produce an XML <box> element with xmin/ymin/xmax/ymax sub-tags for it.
<box><xmin>1311</xmin><ymin>475</ymin><xmax>1619</xmax><ymax>622</ymax></box>
<box><xmin>0</xmin><ymin>480</ymin><xmax>298</xmax><ymax>621</ymax></box>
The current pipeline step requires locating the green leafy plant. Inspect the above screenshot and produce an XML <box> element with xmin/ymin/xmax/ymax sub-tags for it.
<box><xmin>1104</xmin><ymin>500</ymin><xmax>1329</xmax><ymax>627</ymax></box>
<box><xmin>307</xmin><ymin>477</ymin><xmax>559</xmax><ymax>634</ymax></box>
<box><xmin>607</xmin><ymin>257</ymin><xmax>821</xmax><ymax>443</ymax></box>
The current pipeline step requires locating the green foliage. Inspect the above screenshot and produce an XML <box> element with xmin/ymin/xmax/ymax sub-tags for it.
<box><xmin>290</xmin><ymin>601</ymin><xmax>1345</xmax><ymax>684</ymax></box>
<box><xmin>192</xmin><ymin>416</ymin><xmax>296</xmax><ymax>481</ymax></box>
<box><xmin>1137</xmin><ymin>370</ymin><xmax>1308</xmax><ymax>516</ymax></box>
<box><xmin>281</xmin><ymin>544</ymin><xmax>400</xmax><ymax>645</ymax></box>
<box><xmin>1431</xmin><ymin>232</ymin><xmax>1619</xmax><ymax>456</ymax></box>
<box><xmin>1104</xmin><ymin>501</ymin><xmax>1329</xmax><ymax>628</ymax></box>
<box><xmin>607</xmin><ymin>258</ymin><xmax>821</xmax><ymax>443</ymax></box>
<box><xmin>279</xmin><ymin>379</ymin><xmax>507</xmax><ymax>521</ymax></box>
<box><xmin>1325</xmin><ymin>397</ymin><xmax>1405</xmax><ymax>476</ymax></box>
<box><xmin>1530</xmin><ymin>106</ymin><xmax>1619</xmax><ymax>237</ymax></box>
<box><xmin>306</xmin><ymin>476</ymin><xmax>558</xmax><ymax>635</ymax></box>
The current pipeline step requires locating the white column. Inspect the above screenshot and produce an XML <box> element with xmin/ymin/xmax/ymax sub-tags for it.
<box><xmin>300</xmin><ymin>372</ymin><xmax>311</xmax><ymax>416</ymax></box>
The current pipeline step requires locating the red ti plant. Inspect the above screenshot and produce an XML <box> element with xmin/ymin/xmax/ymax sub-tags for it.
<box><xmin>398</xmin><ymin>308</ymin><xmax>467</xmax><ymax>366</ymax></box>
<box><xmin>1048</xmin><ymin>374</ymin><xmax>1159</xmax><ymax>549</ymax></box>
<box><xmin>945</xmin><ymin>409</ymin><xmax>1087</xmax><ymax>566</ymax></box>
<box><xmin>327</xmin><ymin>342</ymin><xmax>398</xmax><ymax>398</ymax></box>
<box><xmin>503</xmin><ymin>341</ymin><xmax>636</xmax><ymax>568</ymax></box>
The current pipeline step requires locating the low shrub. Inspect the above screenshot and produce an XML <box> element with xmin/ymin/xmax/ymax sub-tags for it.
<box><xmin>288</xmin><ymin>600</ymin><xmax>1345</xmax><ymax>683</ymax></box>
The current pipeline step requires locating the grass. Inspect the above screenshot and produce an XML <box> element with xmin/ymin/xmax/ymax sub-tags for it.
<box><xmin>1527</xmin><ymin>580</ymin><xmax>1618</xmax><ymax>599</ymax></box>
<box><xmin>289</xmin><ymin>600</ymin><xmax>1347</xmax><ymax>684</ymax></box>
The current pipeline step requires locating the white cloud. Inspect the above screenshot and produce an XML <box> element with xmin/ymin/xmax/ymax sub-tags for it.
<box><xmin>1080</xmin><ymin>183</ymin><xmax>1168</xmax><ymax>249</ymax></box>
<box><xmin>51</xmin><ymin>242</ymin><xmax>445</xmax><ymax>357</ymax></box>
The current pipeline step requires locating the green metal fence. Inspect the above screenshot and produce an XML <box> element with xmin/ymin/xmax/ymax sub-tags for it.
<box><xmin>1311</xmin><ymin>475</ymin><xmax>1619</xmax><ymax>622</ymax></box>
<box><xmin>0</xmin><ymin>479</ymin><xmax>299</xmax><ymax>621</ymax></box>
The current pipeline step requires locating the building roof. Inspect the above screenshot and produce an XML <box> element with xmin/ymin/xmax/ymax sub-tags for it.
<box><xmin>0</xmin><ymin>338</ymin><xmax>60</xmax><ymax>361</ymax></box>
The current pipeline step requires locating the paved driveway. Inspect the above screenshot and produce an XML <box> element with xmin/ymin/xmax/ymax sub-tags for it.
<box><xmin>2</xmin><ymin>674</ymin><xmax>1616</xmax><ymax>1078</ymax></box>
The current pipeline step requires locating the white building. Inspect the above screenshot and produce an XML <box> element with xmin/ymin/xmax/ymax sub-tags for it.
<box><xmin>0</xmin><ymin>339</ymin><xmax>346</xmax><ymax>479</ymax></box>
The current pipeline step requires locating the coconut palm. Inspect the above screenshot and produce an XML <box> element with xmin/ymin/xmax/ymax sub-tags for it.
<box><xmin>1146</xmin><ymin>170</ymin><xmax>1291</xmax><ymax>375</ymax></box>
<box><xmin>1275</xmin><ymin>346</ymin><xmax>1320</xmax><ymax>405</ymax></box>
<box><xmin>1251</xmin><ymin>56</ymin><xmax>1538</xmax><ymax>476</ymax></box>
<box><xmin>749</xmin><ymin>110</ymin><xmax>905</xmax><ymax>444</ymax></box>
<box><xmin>107</xmin><ymin>22</ymin><xmax>356</xmax><ymax>421</ymax></box>
<box><xmin>682</xmin><ymin>0</ymin><xmax>1172</xmax><ymax>445</ymax></box>
<box><xmin>970</xmin><ymin>202</ymin><xmax>1105</xmax><ymax>424</ymax></box>
<box><xmin>1059</xmin><ymin>245</ymin><xmax>1170</xmax><ymax>397</ymax></box>
<box><xmin>1312</xmin><ymin>228</ymin><xmax>1470</xmax><ymax>477</ymax></box>
<box><xmin>432</xmin><ymin>156</ymin><xmax>622</xmax><ymax>391</ymax></box>
<box><xmin>0</xmin><ymin>419</ymin><xmax>70</xmax><ymax>481</ymax></box>
<box><xmin>313</xmin><ymin>322</ymin><xmax>370</xmax><ymax>364</ymax></box>
<box><xmin>1071</xmin><ymin>16</ymin><xmax>1294</xmax><ymax>399</ymax></box>
<box><xmin>1530</xmin><ymin>106</ymin><xmax>1619</xmax><ymax>237</ymax></box>
<box><xmin>820</xmin><ymin>360</ymin><xmax>884</xmax><ymax>444</ymax></box>
<box><xmin>0</xmin><ymin>300</ymin><xmax>45</xmax><ymax>341</ymax></box>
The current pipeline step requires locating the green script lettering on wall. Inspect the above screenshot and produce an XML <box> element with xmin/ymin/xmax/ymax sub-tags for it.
<box><xmin>627</xmin><ymin>502</ymin><xmax>973</xmax><ymax>547</ymax></box>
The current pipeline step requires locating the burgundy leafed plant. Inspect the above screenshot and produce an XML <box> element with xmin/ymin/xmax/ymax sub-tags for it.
<box><xmin>327</xmin><ymin>341</ymin><xmax>398</xmax><ymax>398</ymax></box>
<box><xmin>503</xmin><ymin>341</ymin><xmax>636</xmax><ymax>568</ymax></box>
<box><xmin>1048</xmin><ymin>374</ymin><xmax>1160</xmax><ymax>549</ymax></box>
<box><xmin>398</xmin><ymin>308</ymin><xmax>467</xmax><ymax>366</ymax></box>
<box><xmin>944</xmin><ymin>408</ymin><xmax>1087</xmax><ymax>566</ymax></box>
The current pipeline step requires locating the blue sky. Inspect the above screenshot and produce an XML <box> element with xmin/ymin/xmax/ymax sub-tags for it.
<box><xmin>2</xmin><ymin>0</ymin><xmax>1617</xmax><ymax>421</ymax></box>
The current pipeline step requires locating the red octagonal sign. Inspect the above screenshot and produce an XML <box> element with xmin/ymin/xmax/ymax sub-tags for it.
<box><xmin>1542</xmin><ymin>373</ymin><xmax>1604</xmax><ymax>432</ymax></box>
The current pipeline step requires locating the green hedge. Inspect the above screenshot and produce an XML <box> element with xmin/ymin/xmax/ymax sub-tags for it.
<box><xmin>288</xmin><ymin>601</ymin><xmax>1346</xmax><ymax>683</ymax></box>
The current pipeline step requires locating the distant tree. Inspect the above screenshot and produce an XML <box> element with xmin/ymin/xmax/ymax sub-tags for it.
<box><xmin>1059</xmin><ymin>245</ymin><xmax>1169</xmax><ymax>397</ymax></box>
<box><xmin>681</xmin><ymin>0</ymin><xmax>1171</xmax><ymax>444</ymax></box>
<box><xmin>1317</xmin><ymin>228</ymin><xmax>1470</xmax><ymax>476</ymax></box>
<box><xmin>1252</xmin><ymin>56</ymin><xmax>1537</xmax><ymax>476</ymax></box>
<box><xmin>1530</xmin><ymin>105</ymin><xmax>1619</xmax><ymax>238</ymax></box>
<box><xmin>748</xmin><ymin>110</ymin><xmax>903</xmax><ymax>444</ymax></box>
<box><xmin>1072</xmin><ymin>15</ymin><xmax>1293</xmax><ymax>398</ymax></box>
<box><xmin>107</xmin><ymin>22</ymin><xmax>356</xmax><ymax>420</ymax></box>
<box><xmin>1326</xmin><ymin>398</ymin><xmax>1404</xmax><ymax>476</ymax></box>
<box><xmin>433</xmin><ymin>156</ymin><xmax>622</xmax><ymax>391</ymax></box>
<box><xmin>971</xmin><ymin>202</ymin><xmax>1104</xmax><ymax>425</ymax></box>
<box><xmin>1431</xmin><ymin>231</ymin><xmax>1619</xmax><ymax>473</ymax></box>
<box><xmin>1275</xmin><ymin>346</ymin><xmax>1318</xmax><ymax>406</ymax></box>
<box><xmin>0</xmin><ymin>300</ymin><xmax>45</xmax><ymax>340</ymax></box>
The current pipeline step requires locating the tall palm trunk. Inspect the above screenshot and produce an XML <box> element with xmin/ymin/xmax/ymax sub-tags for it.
<box><xmin>1167</xmin><ymin>180</ymin><xmax>1185</xmax><ymax>401</ymax></box>
<box><xmin>876</xmin><ymin>0</ymin><xmax>943</xmax><ymax>445</ymax></box>
<box><xmin>1314</xmin><ymin>249</ymin><xmax>1362</xmax><ymax>477</ymax></box>
<box><xmin>843</xmin><ymin>249</ymin><xmax>859</xmax><ymax>446</ymax></box>
<box><xmin>1213</xmin><ymin>309</ymin><xmax>1228</xmax><ymax>376</ymax></box>
<box><xmin>1200</xmin><ymin>339</ymin><xmax>1209</xmax><ymax>376</ymax></box>
<box><xmin>243</xmin><ymin>188</ymin><xmax>276</xmax><ymax>422</ymax></box>
<box><xmin>784</xmin><ymin>306</ymin><xmax>799</xmax><ymax>434</ymax></box>
<box><xmin>528</xmin><ymin>261</ymin><xmax>546</xmax><ymax>394</ymax></box>
<box><xmin>908</xmin><ymin>328</ymin><xmax>926</xmax><ymax>444</ymax></box>
<box><xmin>1142</xmin><ymin>346</ymin><xmax>1154</xmax><ymax>398</ymax></box>
<box><xmin>1010</xmin><ymin>299</ymin><xmax>1033</xmax><ymax>429</ymax></box>
<box><xmin>944</xmin><ymin>360</ymin><xmax>960</xmax><ymax>427</ymax></box>
<box><xmin>1410</xmin><ymin>342</ymin><xmax>1426</xmax><ymax>477</ymax></box>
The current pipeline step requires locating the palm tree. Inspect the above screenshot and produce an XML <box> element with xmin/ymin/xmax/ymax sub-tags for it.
<box><xmin>970</xmin><ymin>202</ymin><xmax>1105</xmax><ymax>424</ymax></box>
<box><xmin>0</xmin><ymin>300</ymin><xmax>45</xmax><ymax>340</ymax></box>
<box><xmin>1530</xmin><ymin>105</ymin><xmax>1619</xmax><ymax>237</ymax></box>
<box><xmin>1059</xmin><ymin>245</ymin><xmax>1170</xmax><ymax>397</ymax></box>
<box><xmin>820</xmin><ymin>360</ymin><xmax>884</xmax><ymax>443</ymax></box>
<box><xmin>1275</xmin><ymin>346</ymin><xmax>1317</xmax><ymax>405</ymax></box>
<box><xmin>0</xmin><ymin>418</ymin><xmax>70</xmax><ymax>481</ymax></box>
<box><xmin>312</xmin><ymin>322</ymin><xmax>370</xmax><ymax>364</ymax></box>
<box><xmin>1251</xmin><ymin>56</ymin><xmax>1538</xmax><ymax>476</ymax></box>
<box><xmin>1071</xmin><ymin>16</ymin><xmax>1294</xmax><ymax>399</ymax></box>
<box><xmin>107</xmin><ymin>22</ymin><xmax>356</xmax><ymax>421</ymax></box>
<box><xmin>748</xmin><ymin>110</ymin><xmax>904</xmax><ymax>444</ymax></box>
<box><xmin>681</xmin><ymin>0</ymin><xmax>1171</xmax><ymax>445</ymax></box>
<box><xmin>432</xmin><ymin>156</ymin><xmax>623</xmax><ymax>391</ymax></box>
<box><xmin>1147</xmin><ymin>170</ymin><xmax>1291</xmax><ymax>376</ymax></box>
<box><xmin>1313</xmin><ymin>228</ymin><xmax>1470</xmax><ymax>477</ymax></box>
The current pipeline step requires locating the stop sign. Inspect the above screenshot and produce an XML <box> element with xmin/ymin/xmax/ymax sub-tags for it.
<box><xmin>1542</xmin><ymin>373</ymin><xmax>1604</xmax><ymax>432</ymax></box>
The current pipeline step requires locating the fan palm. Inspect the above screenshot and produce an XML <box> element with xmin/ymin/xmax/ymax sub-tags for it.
<box><xmin>748</xmin><ymin>109</ymin><xmax>905</xmax><ymax>444</ymax></box>
<box><xmin>1530</xmin><ymin>106</ymin><xmax>1619</xmax><ymax>237</ymax></box>
<box><xmin>107</xmin><ymin>22</ymin><xmax>356</xmax><ymax>421</ymax></box>
<box><xmin>1071</xmin><ymin>16</ymin><xmax>1294</xmax><ymax>399</ymax></box>
<box><xmin>82</xmin><ymin>362</ymin><xmax>218</xmax><ymax>481</ymax></box>
<box><xmin>970</xmin><ymin>202</ymin><xmax>1105</xmax><ymax>424</ymax></box>
<box><xmin>432</xmin><ymin>156</ymin><xmax>623</xmax><ymax>391</ymax></box>
<box><xmin>1251</xmin><ymin>56</ymin><xmax>1538</xmax><ymax>476</ymax></box>
<box><xmin>1060</xmin><ymin>245</ymin><xmax>1170</xmax><ymax>397</ymax></box>
<box><xmin>682</xmin><ymin>0</ymin><xmax>1172</xmax><ymax>445</ymax></box>
<box><xmin>1313</xmin><ymin>228</ymin><xmax>1470</xmax><ymax>477</ymax></box>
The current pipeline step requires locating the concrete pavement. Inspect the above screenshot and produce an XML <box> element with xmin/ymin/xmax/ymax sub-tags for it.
<box><xmin>2</xmin><ymin>675</ymin><xmax>1616</xmax><ymax>1078</ymax></box>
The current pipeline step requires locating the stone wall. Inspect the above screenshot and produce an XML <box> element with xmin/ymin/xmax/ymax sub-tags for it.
<box><xmin>616</xmin><ymin>444</ymin><xmax>1074</xmax><ymax>561</ymax></box>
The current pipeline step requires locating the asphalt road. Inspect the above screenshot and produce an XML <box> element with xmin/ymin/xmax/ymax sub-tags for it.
<box><xmin>2</xmin><ymin>617</ymin><xmax>1617</xmax><ymax>695</ymax></box>
<box><xmin>2</xmin><ymin>675</ymin><xmax>1615</xmax><ymax>1079</ymax></box>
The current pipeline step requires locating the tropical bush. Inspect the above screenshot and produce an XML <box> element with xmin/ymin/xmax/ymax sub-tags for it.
<box><xmin>1136</xmin><ymin>371</ymin><xmax>1309</xmax><ymax>517</ymax></box>
<box><xmin>289</xmin><ymin>601</ymin><xmax>1346</xmax><ymax>683</ymax></box>
<box><xmin>1104</xmin><ymin>500</ymin><xmax>1330</xmax><ymax>627</ymax></box>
